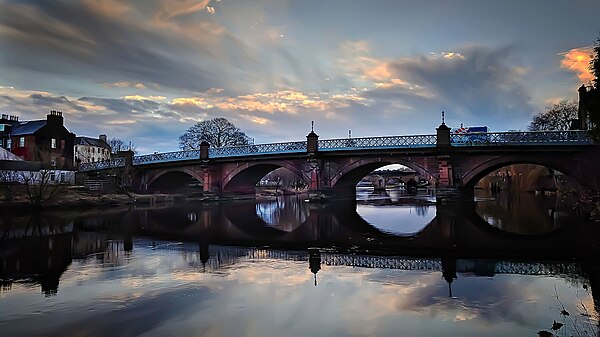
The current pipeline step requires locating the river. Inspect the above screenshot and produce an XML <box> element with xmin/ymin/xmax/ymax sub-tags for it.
<box><xmin>1</xmin><ymin>189</ymin><xmax>599</xmax><ymax>336</ymax></box>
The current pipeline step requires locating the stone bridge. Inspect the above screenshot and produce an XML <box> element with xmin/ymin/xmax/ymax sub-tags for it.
<box><xmin>79</xmin><ymin>124</ymin><xmax>599</xmax><ymax>200</ymax></box>
<box><xmin>359</xmin><ymin>170</ymin><xmax>422</xmax><ymax>190</ymax></box>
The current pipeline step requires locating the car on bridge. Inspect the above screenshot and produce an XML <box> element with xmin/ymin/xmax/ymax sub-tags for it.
<box><xmin>452</xmin><ymin>126</ymin><xmax>489</xmax><ymax>145</ymax></box>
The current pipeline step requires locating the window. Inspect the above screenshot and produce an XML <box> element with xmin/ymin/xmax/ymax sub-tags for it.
<box><xmin>19</xmin><ymin>137</ymin><xmax>25</xmax><ymax>147</ymax></box>
<box><xmin>7</xmin><ymin>139</ymin><xmax>11</xmax><ymax>149</ymax></box>
<box><xmin>60</xmin><ymin>140</ymin><xmax>65</xmax><ymax>150</ymax></box>
<box><xmin>51</xmin><ymin>138</ymin><xmax>57</xmax><ymax>149</ymax></box>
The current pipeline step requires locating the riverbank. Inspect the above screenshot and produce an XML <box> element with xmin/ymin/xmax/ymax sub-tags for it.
<box><xmin>0</xmin><ymin>186</ymin><xmax>231</xmax><ymax>213</ymax></box>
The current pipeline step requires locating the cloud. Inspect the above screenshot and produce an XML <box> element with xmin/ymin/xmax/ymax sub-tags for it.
<box><xmin>29</xmin><ymin>93</ymin><xmax>88</xmax><ymax>112</ymax></box>
<box><xmin>0</xmin><ymin>0</ymin><xmax>249</xmax><ymax>93</ymax></box>
<box><xmin>560</xmin><ymin>47</ymin><xmax>594</xmax><ymax>83</ymax></box>
<box><xmin>123</xmin><ymin>95</ymin><xmax>167</xmax><ymax>101</ymax></box>
<box><xmin>153</xmin><ymin>0</ymin><xmax>212</xmax><ymax>22</ymax></box>
<box><xmin>361</xmin><ymin>45</ymin><xmax>535</xmax><ymax>128</ymax></box>
<box><xmin>169</xmin><ymin>89</ymin><xmax>372</xmax><ymax>118</ymax></box>
<box><xmin>103</xmin><ymin>81</ymin><xmax>147</xmax><ymax>89</ymax></box>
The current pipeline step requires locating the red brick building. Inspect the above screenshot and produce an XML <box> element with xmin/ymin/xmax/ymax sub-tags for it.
<box><xmin>0</xmin><ymin>111</ymin><xmax>76</xmax><ymax>169</ymax></box>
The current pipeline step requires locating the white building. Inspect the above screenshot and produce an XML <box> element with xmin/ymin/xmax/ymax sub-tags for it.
<box><xmin>74</xmin><ymin>135</ymin><xmax>111</xmax><ymax>166</ymax></box>
<box><xmin>0</xmin><ymin>147</ymin><xmax>75</xmax><ymax>185</ymax></box>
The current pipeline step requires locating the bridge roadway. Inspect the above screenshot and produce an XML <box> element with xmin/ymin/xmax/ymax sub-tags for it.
<box><xmin>78</xmin><ymin>129</ymin><xmax>598</xmax><ymax>198</ymax></box>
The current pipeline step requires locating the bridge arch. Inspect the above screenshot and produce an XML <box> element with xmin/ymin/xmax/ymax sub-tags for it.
<box><xmin>145</xmin><ymin>168</ymin><xmax>204</xmax><ymax>192</ymax></box>
<box><xmin>330</xmin><ymin>157</ymin><xmax>436</xmax><ymax>192</ymax></box>
<box><xmin>460</xmin><ymin>155</ymin><xmax>586</xmax><ymax>190</ymax></box>
<box><xmin>222</xmin><ymin>160</ymin><xmax>311</xmax><ymax>194</ymax></box>
<box><xmin>385</xmin><ymin>177</ymin><xmax>405</xmax><ymax>187</ymax></box>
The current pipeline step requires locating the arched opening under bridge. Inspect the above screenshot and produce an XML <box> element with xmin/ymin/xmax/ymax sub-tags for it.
<box><xmin>222</xmin><ymin>162</ymin><xmax>310</xmax><ymax>195</ymax></box>
<box><xmin>147</xmin><ymin>169</ymin><xmax>203</xmax><ymax>194</ymax></box>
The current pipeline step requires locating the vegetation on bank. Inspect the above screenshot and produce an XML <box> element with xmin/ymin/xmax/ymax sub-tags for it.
<box><xmin>0</xmin><ymin>185</ymin><xmax>181</xmax><ymax>212</ymax></box>
<box><xmin>576</xmin><ymin>187</ymin><xmax>600</xmax><ymax>222</ymax></box>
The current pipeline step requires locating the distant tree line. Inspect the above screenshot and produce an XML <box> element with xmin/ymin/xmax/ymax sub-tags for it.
<box><xmin>528</xmin><ymin>100</ymin><xmax>578</xmax><ymax>131</ymax></box>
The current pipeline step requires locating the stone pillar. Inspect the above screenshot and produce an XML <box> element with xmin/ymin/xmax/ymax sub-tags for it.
<box><xmin>436</xmin><ymin>123</ymin><xmax>451</xmax><ymax>148</ymax></box>
<box><xmin>578</xmin><ymin>84</ymin><xmax>589</xmax><ymax>130</ymax></box>
<box><xmin>200</xmin><ymin>141</ymin><xmax>210</xmax><ymax>161</ymax></box>
<box><xmin>115</xmin><ymin>150</ymin><xmax>134</xmax><ymax>167</ymax></box>
<box><xmin>114</xmin><ymin>150</ymin><xmax>134</xmax><ymax>189</ymax></box>
<box><xmin>202</xmin><ymin>168</ymin><xmax>219</xmax><ymax>193</ymax></box>
<box><xmin>306</xmin><ymin>127</ymin><xmax>325</xmax><ymax>199</ymax></box>
<box><xmin>437</xmin><ymin>156</ymin><xmax>453</xmax><ymax>187</ymax></box>
<box><xmin>307</xmin><ymin>130</ymin><xmax>319</xmax><ymax>155</ymax></box>
<box><xmin>308</xmin><ymin>158</ymin><xmax>321</xmax><ymax>190</ymax></box>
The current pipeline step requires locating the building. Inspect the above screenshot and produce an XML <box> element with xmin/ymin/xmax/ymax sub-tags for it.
<box><xmin>74</xmin><ymin>135</ymin><xmax>111</xmax><ymax>166</ymax></box>
<box><xmin>0</xmin><ymin>114</ymin><xmax>21</xmax><ymax>150</ymax></box>
<box><xmin>577</xmin><ymin>84</ymin><xmax>600</xmax><ymax>131</ymax></box>
<box><xmin>0</xmin><ymin>111</ymin><xmax>76</xmax><ymax>170</ymax></box>
<box><xmin>0</xmin><ymin>147</ymin><xmax>75</xmax><ymax>185</ymax></box>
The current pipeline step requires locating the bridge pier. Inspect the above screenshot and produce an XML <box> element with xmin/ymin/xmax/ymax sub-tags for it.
<box><xmin>201</xmin><ymin>167</ymin><xmax>221</xmax><ymax>194</ymax></box>
<box><xmin>436</xmin><ymin>186</ymin><xmax>474</xmax><ymax>204</ymax></box>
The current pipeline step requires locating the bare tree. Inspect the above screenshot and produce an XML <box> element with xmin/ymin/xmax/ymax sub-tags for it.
<box><xmin>591</xmin><ymin>33</ymin><xmax>600</xmax><ymax>89</ymax></box>
<box><xmin>528</xmin><ymin>100</ymin><xmax>578</xmax><ymax>131</ymax></box>
<box><xmin>179</xmin><ymin>117</ymin><xmax>250</xmax><ymax>150</ymax></box>
<box><xmin>20</xmin><ymin>169</ymin><xmax>63</xmax><ymax>206</ymax></box>
<box><xmin>108</xmin><ymin>138</ymin><xmax>137</xmax><ymax>154</ymax></box>
<box><xmin>588</xmin><ymin>34</ymin><xmax>600</xmax><ymax>140</ymax></box>
<box><xmin>0</xmin><ymin>170</ymin><xmax>19</xmax><ymax>202</ymax></box>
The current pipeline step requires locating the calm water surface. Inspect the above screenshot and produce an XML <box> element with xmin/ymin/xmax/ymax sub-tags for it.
<box><xmin>1</xmin><ymin>190</ymin><xmax>599</xmax><ymax>336</ymax></box>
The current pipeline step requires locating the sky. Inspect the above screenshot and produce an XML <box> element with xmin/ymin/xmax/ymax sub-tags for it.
<box><xmin>0</xmin><ymin>0</ymin><xmax>598</xmax><ymax>153</ymax></box>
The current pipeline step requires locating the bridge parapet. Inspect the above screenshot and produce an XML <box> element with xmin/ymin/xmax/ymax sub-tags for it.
<box><xmin>79</xmin><ymin>157</ymin><xmax>126</xmax><ymax>172</ymax></box>
<box><xmin>208</xmin><ymin>140</ymin><xmax>307</xmax><ymax>158</ymax></box>
<box><xmin>450</xmin><ymin>130</ymin><xmax>591</xmax><ymax>146</ymax></box>
<box><xmin>133</xmin><ymin>149</ymin><xmax>200</xmax><ymax>166</ymax></box>
<box><xmin>318</xmin><ymin>134</ymin><xmax>437</xmax><ymax>151</ymax></box>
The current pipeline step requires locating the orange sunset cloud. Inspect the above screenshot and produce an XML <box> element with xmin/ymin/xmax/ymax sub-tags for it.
<box><xmin>560</xmin><ymin>47</ymin><xmax>594</xmax><ymax>83</ymax></box>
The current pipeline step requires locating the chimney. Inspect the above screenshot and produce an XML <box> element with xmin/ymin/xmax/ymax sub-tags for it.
<box><xmin>99</xmin><ymin>134</ymin><xmax>107</xmax><ymax>143</ymax></box>
<box><xmin>47</xmin><ymin>110</ymin><xmax>64</xmax><ymax>127</ymax></box>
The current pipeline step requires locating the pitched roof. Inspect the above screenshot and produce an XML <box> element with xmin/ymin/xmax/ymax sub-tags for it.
<box><xmin>10</xmin><ymin>120</ymin><xmax>46</xmax><ymax>136</ymax></box>
<box><xmin>75</xmin><ymin>136</ymin><xmax>111</xmax><ymax>150</ymax></box>
<box><xmin>0</xmin><ymin>147</ymin><xmax>23</xmax><ymax>161</ymax></box>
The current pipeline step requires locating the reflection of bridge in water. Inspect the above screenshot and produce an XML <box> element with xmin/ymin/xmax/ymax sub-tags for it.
<box><xmin>124</xmin><ymin>198</ymin><xmax>600</xmax><ymax>264</ymax></box>
<box><xmin>133</xmin><ymin>239</ymin><xmax>584</xmax><ymax>278</ymax></box>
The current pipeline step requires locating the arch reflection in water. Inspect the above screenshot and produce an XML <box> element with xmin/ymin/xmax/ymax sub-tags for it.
<box><xmin>356</xmin><ymin>204</ymin><xmax>435</xmax><ymax>236</ymax></box>
<box><xmin>355</xmin><ymin>190</ymin><xmax>436</xmax><ymax>236</ymax></box>
<box><xmin>475</xmin><ymin>189</ymin><xmax>585</xmax><ymax>235</ymax></box>
<box><xmin>255</xmin><ymin>196</ymin><xmax>308</xmax><ymax>232</ymax></box>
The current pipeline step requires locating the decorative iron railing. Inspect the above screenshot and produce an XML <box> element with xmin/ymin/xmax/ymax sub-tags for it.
<box><xmin>450</xmin><ymin>130</ymin><xmax>591</xmax><ymax>146</ymax></box>
<box><xmin>318</xmin><ymin>134</ymin><xmax>437</xmax><ymax>151</ymax></box>
<box><xmin>79</xmin><ymin>157</ymin><xmax>126</xmax><ymax>172</ymax></box>
<box><xmin>209</xmin><ymin>141</ymin><xmax>307</xmax><ymax>158</ymax></box>
<box><xmin>133</xmin><ymin>149</ymin><xmax>200</xmax><ymax>165</ymax></box>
